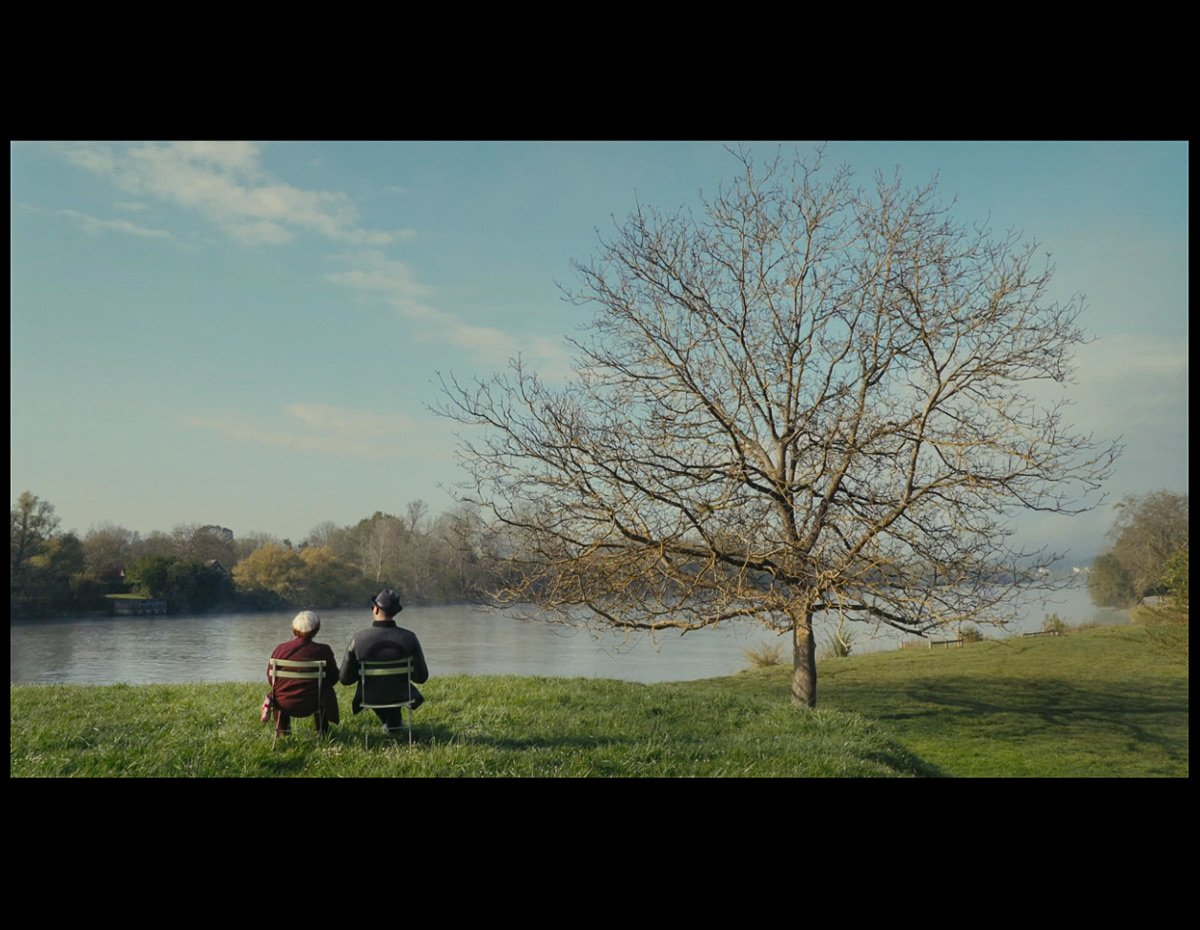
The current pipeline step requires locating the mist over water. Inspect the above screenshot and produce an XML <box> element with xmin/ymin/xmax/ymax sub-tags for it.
<box><xmin>11</xmin><ymin>586</ymin><xmax>1126</xmax><ymax>686</ymax></box>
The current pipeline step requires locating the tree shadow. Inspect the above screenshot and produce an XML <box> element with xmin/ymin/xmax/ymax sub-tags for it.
<box><xmin>828</xmin><ymin>674</ymin><xmax>1188</xmax><ymax>770</ymax></box>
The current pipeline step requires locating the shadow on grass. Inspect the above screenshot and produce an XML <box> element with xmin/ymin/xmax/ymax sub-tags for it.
<box><xmin>825</xmin><ymin>674</ymin><xmax>1188</xmax><ymax>774</ymax></box>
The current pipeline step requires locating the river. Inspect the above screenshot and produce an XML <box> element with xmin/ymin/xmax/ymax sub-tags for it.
<box><xmin>10</xmin><ymin>585</ymin><xmax>1127</xmax><ymax>686</ymax></box>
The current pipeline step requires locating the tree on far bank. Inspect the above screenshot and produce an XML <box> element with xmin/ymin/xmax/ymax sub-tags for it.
<box><xmin>170</xmin><ymin>523</ymin><xmax>237</xmax><ymax>567</ymax></box>
<box><xmin>440</xmin><ymin>147</ymin><xmax>1120</xmax><ymax>707</ymax></box>
<box><xmin>303</xmin><ymin>520</ymin><xmax>344</xmax><ymax>551</ymax></box>
<box><xmin>1087</xmin><ymin>553</ymin><xmax>1136</xmax><ymax>608</ymax></box>
<box><xmin>351</xmin><ymin>512</ymin><xmax>409</xmax><ymax>584</ymax></box>
<box><xmin>125</xmin><ymin>554</ymin><xmax>172</xmax><ymax>598</ymax></box>
<box><xmin>83</xmin><ymin>522</ymin><xmax>141</xmax><ymax>583</ymax></box>
<box><xmin>1161</xmin><ymin>549</ymin><xmax>1188</xmax><ymax>608</ymax></box>
<box><xmin>1090</xmin><ymin>490</ymin><xmax>1189</xmax><ymax>607</ymax></box>
<box><xmin>233</xmin><ymin>543</ymin><xmax>305</xmax><ymax>607</ymax></box>
<box><xmin>11</xmin><ymin>491</ymin><xmax>62</xmax><ymax>612</ymax></box>
<box><xmin>25</xmin><ymin>531</ymin><xmax>87</xmax><ymax>612</ymax></box>
<box><xmin>232</xmin><ymin>530</ymin><xmax>286</xmax><ymax>565</ymax></box>
<box><xmin>125</xmin><ymin>553</ymin><xmax>232</xmax><ymax>612</ymax></box>
<box><xmin>296</xmin><ymin>545</ymin><xmax>374</xmax><ymax>608</ymax></box>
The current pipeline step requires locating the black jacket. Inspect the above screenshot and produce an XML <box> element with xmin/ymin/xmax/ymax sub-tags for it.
<box><xmin>339</xmin><ymin>619</ymin><xmax>429</xmax><ymax>712</ymax></box>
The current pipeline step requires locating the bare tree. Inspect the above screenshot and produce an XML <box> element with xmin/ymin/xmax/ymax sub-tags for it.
<box><xmin>304</xmin><ymin>520</ymin><xmax>344</xmax><ymax>552</ymax></box>
<box><xmin>169</xmin><ymin>523</ymin><xmax>237</xmax><ymax>566</ymax></box>
<box><xmin>233</xmin><ymin>530</ymin><xmax>285</xmax><ymax>565</ymax></box>
<box><xmin>83</xmin><ymin>522</ymin><xmax>141</xmax><ymax>582</ymax></box>
<box><xmin>405</xmin><ymin>499</ymin><xmax>430</xmax><ymax>535</ymax></box>
<box><xmin>356</xmin><ymin>513</ymin><xmax>408</xmax><ymax>584</ymax></box>
<box><xmin>439</xmin><ymin>148</ymin><xmax>1120</xmax><ymax>707</ymax></box>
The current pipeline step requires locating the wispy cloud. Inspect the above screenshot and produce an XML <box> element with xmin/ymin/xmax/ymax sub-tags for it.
<box><xmin>325</xmin><ymin>249</ymin><xmax>441</xmax><ymax>319</ymax></box>
<box><xmin>283</xmin><ymin>403</ymin><xmax>416</xmax><ymax>437</ymax></box>
<box><xmin>1073</xmin><ymin>334</ymin><xmax>1188</xmax><ymax>434</ymax></box>
<box><xmin>56</xmin><ymin>142</ymin><xmax>571</xmax><ymax>375</ymax></box>
<box><xmin>52</xmin><ymin>208</ymin><xmax>172</xmax><ymax>240</ymax></box>
<box><xmin>325</xmin><ymin>248</ymin><xmax>575</xmax><ymax>375</ymax></box>
<box><xmin>181</xmin><ymin>404</ymin><xmax>419</xmax><ymax>459</ymax></box>
<box><xmin>1067</xmin><ymin>333</ymin><xmax>1189</xmax><ymax>495</ymax></box>
<box><xmin>58</xmin><ymin>141</ymin><xmax>404</xmax><ymax>247</ymax></box>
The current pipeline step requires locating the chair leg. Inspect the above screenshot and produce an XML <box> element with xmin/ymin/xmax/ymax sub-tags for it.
<box><xmin>272</xmin><ymin>710</ymin><xmax>307</xmax><ymax>749</ymax></box>
<box><xmin>362</xmin><ymin>709</ymin><xmax>415</xmax><ymax>749</ymax></box>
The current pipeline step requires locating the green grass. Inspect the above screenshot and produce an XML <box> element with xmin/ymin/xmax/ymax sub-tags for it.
<box><xmin>10</xmin><ymin>624</ymin><xmax>1187</xmax><ymax>777</ymax></box>
<box><xmin>807</xmin><ymin>624</ymin><xmax>1188</xmax><ymax>776</ymax></box>
<box><xmin>9</xmin><ymin>677</ymin><xmax>931</xmax><ymax>778</ymax></box>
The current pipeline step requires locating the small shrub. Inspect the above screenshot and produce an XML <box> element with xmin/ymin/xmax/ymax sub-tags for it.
<box><xmin>821</xmin><ymin>628</ymin><xmax>856</xmax><ymax>658</ymax></box>
<box><xmin>1042</xmin><ymin>613</ymin><xmax>1067</xmax><ymax>634</ymax></box>
<box><xmin>743</xmin><ymin>641</ymin><xmax>786</xmax><ymax>669</ymax></box>
<box><xmin>960</xmin><ymin>624</ymin><xmax>985</xmax><ymax>644</ymax></box>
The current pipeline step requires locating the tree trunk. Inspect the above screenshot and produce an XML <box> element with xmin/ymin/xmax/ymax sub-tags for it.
<box><xmin>791</xmin><ymin>610</ymin><xmax>817</xmax><ymax>707</ymax></box>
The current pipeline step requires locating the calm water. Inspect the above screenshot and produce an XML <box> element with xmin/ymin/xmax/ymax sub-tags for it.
<box><xmin>10</xmin><ymin>586</ymin><xmax>1126</xmax><ymax>686</ymax></box>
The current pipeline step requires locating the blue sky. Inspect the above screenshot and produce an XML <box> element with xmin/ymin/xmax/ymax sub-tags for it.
<box><xmin>10</xmin><ymin>141</ymin><xmax>1189</xmax><ymax>561</ymax></box>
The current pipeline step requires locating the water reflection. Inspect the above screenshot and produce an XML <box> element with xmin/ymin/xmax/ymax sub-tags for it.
<box><xmin>11</xmin><ymin>605</ymin><xmax>783</xmax><ymax>686</ymax></box>
<box><xmin>10</xmin><ymin>587</ymin><xmax>1126</xmax><ymax>686</ymax></box>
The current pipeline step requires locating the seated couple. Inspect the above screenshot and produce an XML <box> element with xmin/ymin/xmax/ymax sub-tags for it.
<box><xmin>266</xmin><ymin>590</ymin><xmax>429</xmax><ymax>738</ymax></box>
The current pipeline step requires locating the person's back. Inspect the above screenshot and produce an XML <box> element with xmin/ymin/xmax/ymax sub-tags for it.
<box><xmin>339</xmin><ymin>589</ymin><xmax>428</xmax><ymax>729</ymax></box>
<box><xmin>269</xmin><ymin>610</ymin><xmax>341</xmax><ymax>736</ymax></box>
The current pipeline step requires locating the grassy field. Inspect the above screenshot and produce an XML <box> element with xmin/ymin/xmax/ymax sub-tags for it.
<box><xmin>10</xmin><ymin>623</ymin><xmax>1187</xmax><ymax>777</ymax></box>
<box><xmin>722</xmin><ymin>624</ymin><xmax>1189</xmax><ymax>777</ymax></box>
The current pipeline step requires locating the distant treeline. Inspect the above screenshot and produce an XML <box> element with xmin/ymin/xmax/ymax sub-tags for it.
<box><xmin>10</xmin><ymin>491</ymin><xmax>493</xmax><ymax>618</ymax></box>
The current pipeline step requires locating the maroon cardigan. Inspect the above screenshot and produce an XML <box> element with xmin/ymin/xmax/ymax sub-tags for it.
<box><xmin>268</xmin><ymin>637</ymin><xmax>340</xmax><ymax>722</ymax></box>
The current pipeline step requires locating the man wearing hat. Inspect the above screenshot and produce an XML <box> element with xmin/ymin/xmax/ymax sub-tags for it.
<box><xmin>339</xmin><ymin>589</ymin><xmax>429</xmax><ymax>732</ymax></box>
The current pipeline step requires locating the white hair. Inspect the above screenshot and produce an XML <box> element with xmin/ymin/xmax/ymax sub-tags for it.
<box><xmin>291</xmin><ymin>610</ymin><xmax>321</xmax><ymax>637</ymax></box>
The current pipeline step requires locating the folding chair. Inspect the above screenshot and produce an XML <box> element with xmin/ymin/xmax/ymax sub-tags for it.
<box><xmin>268</xmin><ymin>657</ymin><xmax>327</xmax><ymax>748</ymax></box>
<box><xmin>359</xmin><ymin>657</ymin><xmax>417</xmax><ymax>748</ymax></box>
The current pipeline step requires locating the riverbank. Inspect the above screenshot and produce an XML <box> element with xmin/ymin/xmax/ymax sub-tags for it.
<box><xmin>11</xmin><ymin>624</ymin><xmax>1186</xmax><ymax>777</ymax></box>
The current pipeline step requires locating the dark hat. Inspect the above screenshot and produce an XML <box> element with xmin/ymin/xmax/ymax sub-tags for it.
<box><xmin>371</xmin><ymin>589</ymin><xmax>403</xmax><ymax>614</ymax></box>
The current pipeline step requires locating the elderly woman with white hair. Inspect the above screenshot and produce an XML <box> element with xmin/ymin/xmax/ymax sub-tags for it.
<box><xmin>266</xmin><ymin>610</ymin><xmax>341</xmax><ymax>737</ymax></box>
